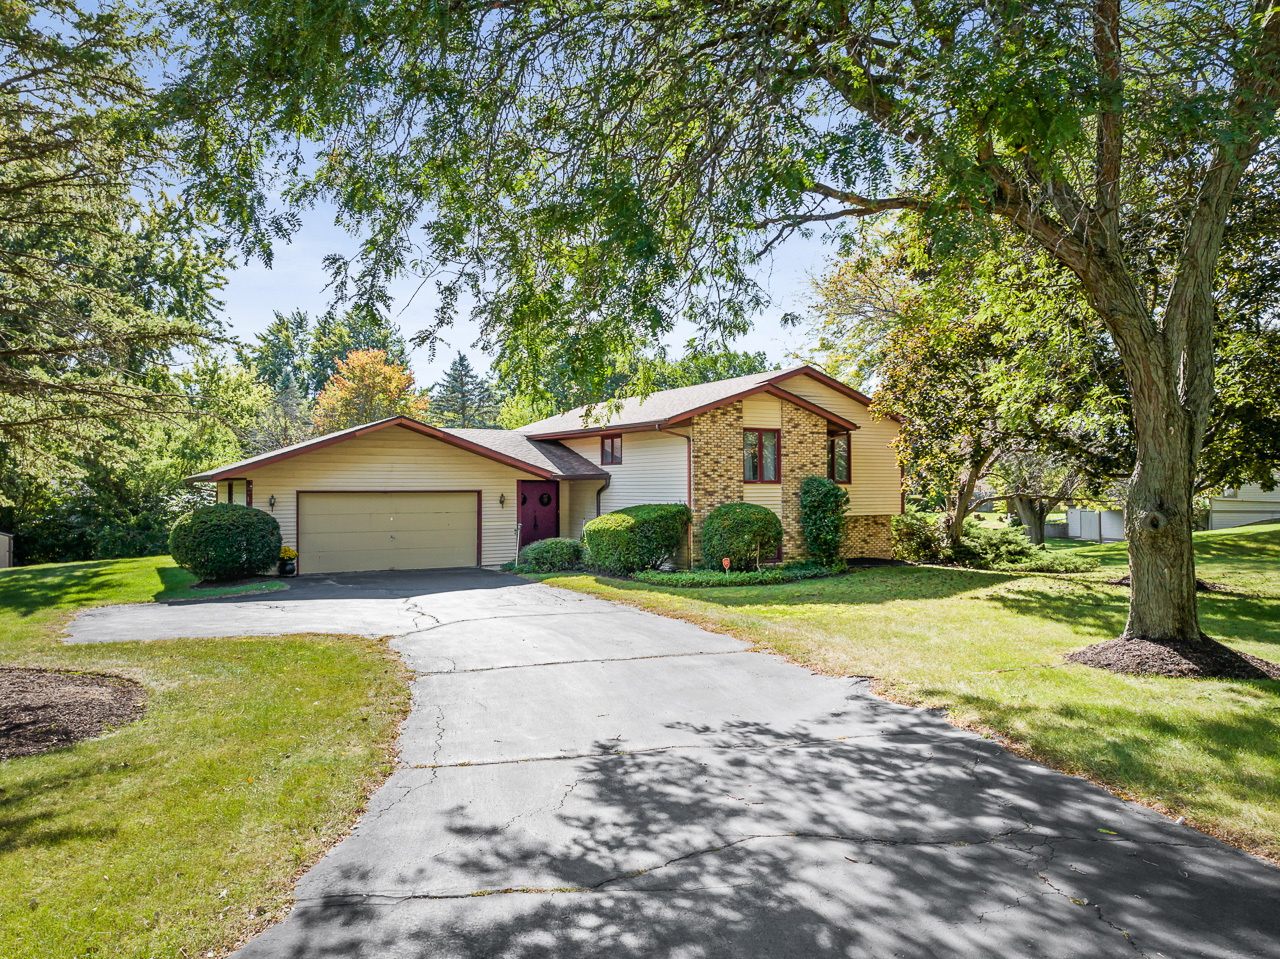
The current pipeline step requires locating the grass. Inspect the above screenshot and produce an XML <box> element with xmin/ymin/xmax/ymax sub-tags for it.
<box><xmin>535</xmin><ymin>523</ymin><xmax>1280</xmax><ymax>861</ymax></box>
<box><xmin>0</xmin><ymin>556</ymin><xmax>411</xmax><ymax>959</ymax></box>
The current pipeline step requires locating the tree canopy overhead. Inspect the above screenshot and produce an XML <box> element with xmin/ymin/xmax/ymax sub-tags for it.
<box><xmin>171</xmin><ymin>0</ymin><xmax>1280</xmax><ymax>651</ymax></box>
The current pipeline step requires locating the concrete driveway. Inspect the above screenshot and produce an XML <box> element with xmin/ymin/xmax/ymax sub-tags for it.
<box><xmin>67</xmin><ymin>569</ymin><xmax>1280</xmax><ymax>957</ymax></box>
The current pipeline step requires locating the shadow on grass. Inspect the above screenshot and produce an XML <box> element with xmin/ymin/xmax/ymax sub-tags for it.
<box><xmin>0</xmin><ymin>560</ymin><xmax>172</xmax><ymax>618</ymax></box>
<box><xmin>922</xmin><ymin>681</ymin><xmax>1280</xmax><ymax>825</ymax></box>
<box><xmin>155</xmin><ymin>564</ymin><xmax>199</xmax><ymax>600</ymax></box>
<box><xmin>584</xmin><ymin>564</ymin><xmax>1020</xmax><ymax>610</ymax></box>
<box><xmin>984</xmin><ymin>579</ymin><xmax>1280</xmax><ymax>649</ymax></box>
<box><xmin>0</xmin><ymin>765</ymin><xmax>122</xmax><ymax>854</ymax></box>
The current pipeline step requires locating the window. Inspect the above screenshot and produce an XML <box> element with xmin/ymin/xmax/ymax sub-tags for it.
<box><xmin>827</xmin><ymin>432</ymin><xmax>851</xmax><ymax>484</ymax></box>
<box><xmin>601</xmin><ymin>434</ymin><xmax>623</xmax><ymax>465</ymax></box>
<box><xmin>743</xmin><ymin>429</ymin><xmax>780</xmax><ymax>483</ymax></box>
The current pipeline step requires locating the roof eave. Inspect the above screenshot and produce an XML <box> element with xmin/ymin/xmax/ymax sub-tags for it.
<box><xmin>185</xmin><ymin>417</ymin><xmax>559</xmax><ymax>483</ymax></box>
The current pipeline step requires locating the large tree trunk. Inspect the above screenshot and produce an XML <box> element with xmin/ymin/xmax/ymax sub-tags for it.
<box><xmin>1121</xmin><ymin>355</ymin><xmax>1204</xmax><ymax>642</ymax></box>
<box><xmin>1011</xmin><ymin>495</ymin><xmax>1046</xmax><ymax>545</ymax></box>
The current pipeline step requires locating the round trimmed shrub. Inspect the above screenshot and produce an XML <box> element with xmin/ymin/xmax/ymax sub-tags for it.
<box><xmin>700</xmin><ymin>502</ymin><xmax>783</xmax><ymax>571</ymax></box>
<box><xmin>582</xmin><ymin>503</ymin><xmax>692</xmax><ymax>575</ymax></box>
<box><xmin>799</xmin><ymin>476</ymin><xmax>850</xmax><ymax>566</ymax></box>
<box><xmin>518</xmin><ymin>537</ymin><xmax>585</xmax><ymax>572</ymax></box>
<box><xmin>168</xmin><ymin>503</ymin><xmax>283</xmax><ymax>581</ymax></box>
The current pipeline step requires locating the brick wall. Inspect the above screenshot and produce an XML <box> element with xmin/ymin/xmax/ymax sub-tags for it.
<box><xmin>780</xmin><ymin>403</ymin><xmax>828</xmax><ymax>560</ymax></box>
<box><xmin>690</xmin><ymin>398</ymin><xmax>899</xmax><ymax>565</ymax></box>
<box><xmin>690</xmin><ymin>401</ymin><xmax>744</xmax><ymax>560</ymax></box>
<box><xmin>843</xmin><ymin>514</ymin><xmax>894</xmax><ymax>559</ymax></box>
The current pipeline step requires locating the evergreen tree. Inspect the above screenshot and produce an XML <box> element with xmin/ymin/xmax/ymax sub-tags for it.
<box><xmin>430</xmin><ymin>354</ymin><xmax>499</xmax><ymax>429</ymax></box>
<box><xmin>307</xmin><ymin>310</ymin><xmax>410</xmax><ymax>397</ymax></box>
<box><xmin>240</xmin><ymin>310</ymin><xmax>311</xmax><ymax>394</ymax></box>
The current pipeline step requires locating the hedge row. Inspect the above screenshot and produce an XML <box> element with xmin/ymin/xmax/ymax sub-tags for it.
<box><xmin>582</xmin><ymin>504</ymin><xmax>691</xmax><ymax>575</ymax></box>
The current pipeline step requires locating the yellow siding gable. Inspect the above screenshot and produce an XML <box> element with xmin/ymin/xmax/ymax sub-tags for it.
<box><xmin>237</xmin><ymin>425</ymin><xmax>539</xmax><ymax>566</ymax></box>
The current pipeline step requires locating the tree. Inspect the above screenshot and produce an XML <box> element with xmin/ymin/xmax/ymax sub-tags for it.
<box><xmin>172</xmin><ymin>0</ymin><xmax>1280</xmax><ymax>650</ymax></box>
<box><xmin>312</xmin><ymin>350</ymin><xmax>429</xmax><ymax>434</ymax></box>
<box><xmin>307</xmin><ymin>311</ymin><xmax>410</xmax><ymax>398</ymax></box>
<box><xmin>239</xmin><ymin>310</ymin><xmax>311</xmax><ymax>394</ymax></box>
<box><xmin>650</xmin><ymin>344</ymin><xmax>776</xmax><ymax>391</ymax></box>
<box><xmin>429</xmin><ymin>354</ymin><xmax>499</xmax><ymax>429</ymax></box>
<box><xmin>992</xmin><ymin>455</ymin><xmax>1081</xmax><ymax>546</ymax></box>
<box><xmin>1</xmin><ymin>2</ymin><xmax>224</xmax><ymax>461</ymax></box>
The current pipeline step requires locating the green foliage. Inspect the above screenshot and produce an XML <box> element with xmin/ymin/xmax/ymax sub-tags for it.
<box><xmin>582</xmin><ymin>504</ymin><xmax>692</xmax><ymax>575</ymax></box>
<box><xmin>633</xmin><ymin>561</ymin><xmax>830</xmax><ymax>588</ymax></box>
<box><xmin>168</xmin><ymin>504</ymin><xmax>282</xmax><ymax>581</ymax></box>
<box><xmin>1</xmin><ymin>3</ymin><xmax>227</xmax><ymax>457</ymax></box>
<box><xmin>517</xmin><ymin>537</ymin><xmax>585</xmax><ymax>572</ymax></box>
<box><xmin>700</xmin><ymin>503</ymin><xmax>783</xmax><ymax>571</ymax></box>
<box><xmin>892</xmin><ymin>508</ymin><xmax>948</xmax><ymax>563</ymax></box>
<box><xmin>799</xmin><ymin>477</ymin><xmax>849</xmax><ymax>566</ymax></box>
<box><xmin>239</xmin><ymin>309</ymin><xmax>411</xmax><ymax>400</ymax></box>
<box><xmin>430</xmin><ymin>353</ymin><xmax>500</xmax><ymax>428</ymax></box>
<box><xmin>892</xmin><ymin>510</ymin><xmax>1097</xmax><ymax>572</ymax></box>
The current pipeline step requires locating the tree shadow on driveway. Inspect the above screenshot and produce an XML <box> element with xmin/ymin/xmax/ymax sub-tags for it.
<box><xmin>237</xmin><ymin>715</ymin><xmax>1280</xmax><ymax>959</ymax></box>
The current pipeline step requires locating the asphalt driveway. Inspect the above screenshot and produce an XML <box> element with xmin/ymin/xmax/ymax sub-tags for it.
<box><xmin>66</xmin><ymin>569</ymin><xmax>1280</xmax><ymax>957</ymax></box>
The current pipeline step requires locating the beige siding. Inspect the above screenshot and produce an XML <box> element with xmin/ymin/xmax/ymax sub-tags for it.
<box><xmin>741</xmin><ymin>394</ymin><xmax>782</xmax><ymax>429</ymax></box>
<box><xmin>1211</xmin><ymin>482</ymin><xmax>1280</xmax><ymax>529</ymax></box>
<box><xmin>743</xmin><ymin>483</ymin><xmax>782</xmax><ymax>518</ymax></box>
<box><xmin>561</xmin><ymin>479</ymin><xmax>609</xmax><ymax>540</ymax></box>
<box><xmin>239</xmin><ymin>425</ymin><xmax>539</xmax><ymax>567</ymax></box>
<box><xmin>778</xmin><ymin>375</ymin><xmax>902</xmax><ymax>515</ymax></box>
<box><xmin>560</xmin><ymin>430</ymin><xmax>689</xmax><ymax>515</ymax></box>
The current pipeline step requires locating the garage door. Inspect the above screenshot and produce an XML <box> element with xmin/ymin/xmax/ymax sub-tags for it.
<box><xmin>298</xmin><ymin>491</ymin><xmax>479</xmax><ymax>574</ymax></box>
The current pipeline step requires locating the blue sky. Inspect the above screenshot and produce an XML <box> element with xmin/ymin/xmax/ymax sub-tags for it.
<box><xmin>216</xmin><ymin>207</ymin><xmax>837</xmax><ymax>388</ymax></box>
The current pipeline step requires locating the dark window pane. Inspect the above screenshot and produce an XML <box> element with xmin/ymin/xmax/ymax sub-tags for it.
<box><xmin>743</xmin><ymin>431</ymin><xmax>759</xmax><ymax>481</ymax></box>
<box><xmin>835</xmin><ymin>434</ymin><xmax>850</xmax><ymax>483</ymax></box>
<box><xmin>827</xmin><ymin>438</ymin><xmax>836</xmax><ymax>480</ymax></box>
<box><xmin>762</xmin><ymin>431</ymin><xmax>778</xmax><ymax>482</ymax></box>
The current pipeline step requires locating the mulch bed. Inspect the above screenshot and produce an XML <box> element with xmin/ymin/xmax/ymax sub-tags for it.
<box><xmin>1105</xmin><ymin>573</ymin><xmax>1230</xmax><ymax>593</ymax></box>
<box><xmin>192</xmin><ymin>575</ymin><xmax>278</xmax><ymax>589</ymax></box>
<box><xmin>1067</xmin><ymin>637</ymin><xmax>1280</xmax><ymax>680</ymax></box>
<box><xmin>1</xmin><ymin>667</ymin><xmax>147</xmax><ymax>761</ymax></box>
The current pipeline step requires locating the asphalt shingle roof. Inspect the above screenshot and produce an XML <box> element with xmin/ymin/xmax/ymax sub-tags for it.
<box><xmin>520</xmin><ymin>366</ymin><xmax>805</xmax><ymax>435</ymax></box>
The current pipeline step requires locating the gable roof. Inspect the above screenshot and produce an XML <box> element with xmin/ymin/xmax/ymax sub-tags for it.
<box><xmin>520</xmin><ymin>364</ymin><xmax>879</xmax><ymax>438</ymax></box>
<box><xmin>186</xmin><ymin>417</ymin><xmax>608</xmax><ymax>483</ymax></box>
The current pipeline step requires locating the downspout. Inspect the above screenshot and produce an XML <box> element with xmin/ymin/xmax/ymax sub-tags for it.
<box><xmin>658</xmin><ymin>426</ymin><xmax>694</xmax><ymax>568</ymax></box>
<box><xmin>595</xmin><ymin>473</ymin><xmax>611</xmax><ymax>517</ymax></box>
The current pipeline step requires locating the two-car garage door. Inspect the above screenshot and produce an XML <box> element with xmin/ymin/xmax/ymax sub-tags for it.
<box><xmin>298</xmin><ymin>491</ymin><xmax>479</xmax><ymax>574</ymax></box>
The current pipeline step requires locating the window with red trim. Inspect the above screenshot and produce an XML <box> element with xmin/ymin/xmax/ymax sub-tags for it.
<box><xmin>827</xmin><ymin>432</ymin><xmax>851</xmax><ymax>483</ymax></box>
<box><xmin>743</xmin><ymin>429</ymin><xmax>780</xmax><ymax>483</ymax></box>
<box><xmin>601</xmin><ymin>434</ymin><xmax>623</xmax><ymax>464</ymax></box>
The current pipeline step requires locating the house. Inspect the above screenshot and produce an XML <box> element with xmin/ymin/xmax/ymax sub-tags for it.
<box><xmin>1207</xmin><ymin>483</ymin><xmax>1280</xmax><ymax>530</ymax></box>
<box><xmin>186</xmin><ymin>365</ymin><xmax>903</xmax><ymax>574</ymax></box>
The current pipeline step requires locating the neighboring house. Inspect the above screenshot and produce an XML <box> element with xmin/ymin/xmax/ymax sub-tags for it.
<box><xmin>186</xmin><ymin>365</ymin><xmax>903</xmax><ymax>574</ymax></box>
<box><xmin>1208</xmin><ymin>483</ymin><xmax>1280</xmax><ymax>530</ymax></box>
<box><xmin>0</xmin><ymin>531</ymin><xmax>11</xmax><ymax>568</ymax></box>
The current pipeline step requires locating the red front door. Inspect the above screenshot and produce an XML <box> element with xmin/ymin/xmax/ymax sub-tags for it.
<box><xmin>519</xmin><ymin>480</ymin><xmax>559</xmax><ymax>548</ymax></box>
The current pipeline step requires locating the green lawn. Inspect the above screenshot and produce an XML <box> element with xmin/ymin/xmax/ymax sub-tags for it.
<box><xmin>537</xmin><ymin>523</ymin><xmax>1280</xmax><ymax>861</ymax></box>
<box><xmin>0</xmin><ymin>556</ymin><xmax>410</xmax><ymax>959</ymax></box>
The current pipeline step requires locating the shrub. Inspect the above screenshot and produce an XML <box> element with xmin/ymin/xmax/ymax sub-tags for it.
<box><xmin>950</xmin><ymin>519</ymin><xmax>1040</xmax><ymax>569</ymax></box>
<box><xmin>168</xmin><ymin>503</ymin><xmax>282</xmax><ymax>581</ymax></box>
<box><xmin>799</xmin><ymin>476</ymin><xmax>849</xmax><ymax>566</ymax></box>
<box><xmin>582</xmin><ymin>504</ymin><xmax>692</xmax><ymax>575</ymax></box>
<box><xmin>633</xmin><ymin>560</ymin><xmax>830</xmax><ymax>588</ymax></box>
<box><xmin>700</xmin><ymin>502</ymin><xmax>783</xmax><ymax>571</ymax></box>
<box><xmin>892</xmin><ymin>507</ymin><xmax>946</xmax><ymax>563</ymax></box>
<box><xmin>518</xmin><ymin>537</ymin><xmax>585</xmax><ymax>572</ymax></box>
<box><xmin>996</xmin><ymin>551</ymin><xmax>1100</xmax><ymax>573</ymax></box>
